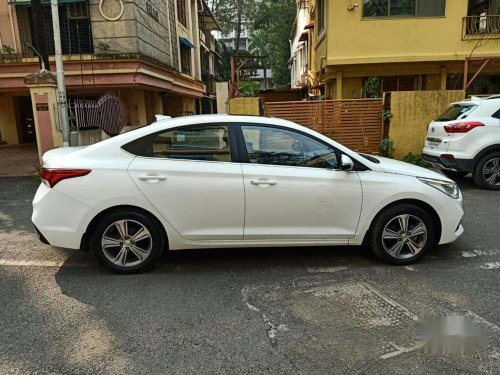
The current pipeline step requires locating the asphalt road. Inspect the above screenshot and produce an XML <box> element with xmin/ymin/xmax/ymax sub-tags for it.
<box><xmin>0</xmin><ymin>176</ymin><xmax>499</xmax><ymax>375</ymax></box>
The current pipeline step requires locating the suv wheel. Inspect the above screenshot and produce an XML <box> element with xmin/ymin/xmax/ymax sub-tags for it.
<box><xmin>473</xmin><ymin>152</ymin><xmax>500</xmax><ymax>190</ymax></box>
<box><xmin>92</xmin><ymin>210</ymin><xmax>165</xmax><ymax>273</ymax></box>
<box><xmin>369</xmin><ymin>204</ymin><xmax>435</xmax><ymax>265</ymax></box>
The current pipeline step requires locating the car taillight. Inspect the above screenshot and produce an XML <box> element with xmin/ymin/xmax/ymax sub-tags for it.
<box><xmin>444</xmin><ymin>121</ymin><xmax>484</xmax><ymax>133</ymax></box>
<box><xmin>41</xmin><ymin>168</ymin><xmax>91</xmax><ymax>188</ymax></box>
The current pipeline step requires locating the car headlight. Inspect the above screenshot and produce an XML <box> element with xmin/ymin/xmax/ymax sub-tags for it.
<box><xmin>418</xmin><ymin>177</ymin><xmax>460</xmax><ymax>199</ymax></box>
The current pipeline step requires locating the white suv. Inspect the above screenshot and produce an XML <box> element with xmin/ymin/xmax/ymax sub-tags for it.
<box><xmin>423</xmin><ymin>95</ymin><xmax>500</xmax><ymax>189</ymax></box>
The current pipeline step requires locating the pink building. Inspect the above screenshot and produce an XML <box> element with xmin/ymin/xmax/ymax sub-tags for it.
<box><xmin>0</xmin><ymin>0</ymin><xmax>219</xmax><ymax>156</ymax></box>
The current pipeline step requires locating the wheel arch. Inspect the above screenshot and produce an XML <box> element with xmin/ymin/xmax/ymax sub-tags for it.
<box><xmin>472</xmin><ymin>144</ymin><xmax>500</xmax><ymax>171</ymax></box>
<box><xmin>362</xmin><ymin>198</ymin><xmax>442</xmax><ymax>246</ymax></box>
<box><xmin>80</xmin><ymin>205</ymin><xmax>169</xmax><ymax>252</ymax></box>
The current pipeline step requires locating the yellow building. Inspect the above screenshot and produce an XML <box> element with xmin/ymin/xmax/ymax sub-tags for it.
<box><xmin>298</xmin><ymin>0</ymin><xmax>500</xmax><ymax>99</ymax></box>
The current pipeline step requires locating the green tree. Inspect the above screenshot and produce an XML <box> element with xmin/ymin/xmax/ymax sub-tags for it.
<box><xmin>247</xmin><ymin>0</ymin><xmax>295</xmax><ymax>87</ymax></box>
<box><xmin>209</xmin><ymin>0</ymin><xmax>248</xmax><ymax>52</ymax></box>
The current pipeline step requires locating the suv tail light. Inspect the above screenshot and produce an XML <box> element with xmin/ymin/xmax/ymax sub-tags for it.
<box><xmin>444</xmin><ymin>121</ymin><xmax>484</xmax><ymax>133</ymax></box>
<box><xmin>41</xmin><ymin>168</ymin><xmax>91</xmax><ymax>187</ymax></box>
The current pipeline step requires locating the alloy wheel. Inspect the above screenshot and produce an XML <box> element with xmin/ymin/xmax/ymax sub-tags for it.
<box><xmin>382</xmin><ymin>214</ymin><xmax>428</xmax><ymax>259</ymax></box>
<box><xmin>101</xmin><ymin>219</ymin><xmax>153</xmax><ymax>267</ymax></box>
<box><xmin>482</xmin><ymin>158</ymin><xmax>500</xmax><ymax>186</ymax></box>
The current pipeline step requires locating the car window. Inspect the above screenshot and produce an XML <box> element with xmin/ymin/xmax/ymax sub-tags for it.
<box><xmin>151</xmin><ymin>125</ymin><xmax>231</xmax><ymax>162</ymax></box>
<box><xmin>434</xmin><ymin>105</ymin><xmax>477</xmax><ymax>122</ymax></box>
<box><xmin>241</xmin><ymin>125</ymin><xmax>338</xmax><ymax>169</ymax></box>
<box><xmin>493</xmin><ymin>108</ymin><xmax>500</xmax><ymax>120</ymax></box>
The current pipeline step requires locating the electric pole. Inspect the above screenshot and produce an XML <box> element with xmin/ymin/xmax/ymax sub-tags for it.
<box><xmin>50</xmin><ymin>0</ymin><xmax>70</xmax><ymax>147</ymax></box>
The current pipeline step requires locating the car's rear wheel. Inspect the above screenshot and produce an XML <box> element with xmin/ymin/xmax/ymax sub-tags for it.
<box><xmin>473</xmin><ymin>152</ymin><xmax>500</xmax><ymax>190</ymax></box>
<box><xmin>92</xmin><ymin>210</ymin><xmax>165</xmax><ymax>273</ymax></box>
<box><xmin>369</xmin><ymin>204</ymin><xmax>435</xmax><ymax>265</ymax></box>
<box><xmin>440</xmin><ymin>169</ymin><xmax>468</xmax><ymax>180</ymax></box>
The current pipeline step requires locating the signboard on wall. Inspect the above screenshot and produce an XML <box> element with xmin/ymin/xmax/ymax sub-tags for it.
<box><xmin>36</xmin><ymin>103</ymin><xmax>49</xmax><ymax>112</ymax></box>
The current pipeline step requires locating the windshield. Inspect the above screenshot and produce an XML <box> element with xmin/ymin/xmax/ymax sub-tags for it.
<box><xmin>434</xmin><ymin>104</ymin><xmax>476</xmax><ymax>122</ymax></box>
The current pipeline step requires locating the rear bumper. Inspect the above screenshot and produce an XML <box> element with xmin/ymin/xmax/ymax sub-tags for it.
<box><xmin>32</xmin><ymin>183</ymin><xmax>97</xmax><ymax>249</ymax></box>
<box><xmin>33</xmin><ymin>224</ymin><xmax>50</xmax><ymax>245</ymax></box>
<box><xmin>422</xmin><ymin>153</ymin><xmax>474</xmax><ymax>173</ymax></box>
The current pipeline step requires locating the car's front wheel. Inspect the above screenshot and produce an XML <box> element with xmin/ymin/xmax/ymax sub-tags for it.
<box><xmin>92</xmin><ymin>209</ymin><xmax>165</xmax><ymax>273</ymax></box>
<box><xmin>369</xmin><ymin>204</ymin><xmax>436</xmax><ymax>265</ymax></box>
<box><xmin>473</xmin><ymin>152</ymin><xmax>500</xmax><ymax>190</ymax></box>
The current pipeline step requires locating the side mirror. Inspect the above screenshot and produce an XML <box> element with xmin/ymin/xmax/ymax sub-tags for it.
<box><xmin>340</xmin><ymin>154</ymin><xmax>354</xmax><ymax>171</ymax></box>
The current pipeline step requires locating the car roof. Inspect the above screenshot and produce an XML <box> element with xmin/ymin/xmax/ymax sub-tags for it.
<box><xmin>451</xmin><ymin>95</ymin><xmax>500</xmax><ymax>106</ymax></box>
<box><xmin>74</xmin><ymin>114</ymin><xmax>372</xmax><ymax>167</ymax></box>
<box><xmin>147</xmin><ymin>114</ymin><xmax>302</xmax><ymax>131</ymax></box>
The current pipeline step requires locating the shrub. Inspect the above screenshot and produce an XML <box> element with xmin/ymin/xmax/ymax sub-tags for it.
<box><xmin>401</xmin><ymin>153</ymin><xmax>429</xmax><ymax>168</ymax></box>
<box><xmin>238</xmin><ymin>81</ymin><xmax>260</xmax><ymax>97</ymax></box>
<box><xmin>380</xmin><ymin>138</ymin><xmax>394</xmax><ymax>158</ymax></box>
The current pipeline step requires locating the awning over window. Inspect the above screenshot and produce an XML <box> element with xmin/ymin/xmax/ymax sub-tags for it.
<box><xmin>179</xmin><ymin>37</ymin><xmax>195</xmax><ymax>49</ymax></box>
<box><xmin>299</xmin><ymin>31</ymin><xmax>308</xmax><ymax>42</ymax></box>
<box><xmin>8</xmin><ymin>0</ymin><xmax>85</xmax><ymax>5</ymax></box>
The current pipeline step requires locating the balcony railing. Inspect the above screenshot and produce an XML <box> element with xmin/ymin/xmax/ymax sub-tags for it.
<box><xmin>463</xmin><ymin>15</ymin><xmax>500</xmax><ymax>40</ymax></box>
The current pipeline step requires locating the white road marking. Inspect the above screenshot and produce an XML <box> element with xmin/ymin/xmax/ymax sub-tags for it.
<box><xmin>466</xmin><ymin>311</ymin><xmax>500</xmax><ymax>333</ymax></box>
<box><xmin>380</xmin><ymin>342</ymin><xmax>423</xmax><ymax>359</ymax></box>
<box><xmin>404</xmin><ymin>266</ymin><xmax>417</xmax><ymax>272</ymax></box>
<box><xmin>461</xmin><ymin>249</ymin><xmax>499</xmax><ymax>258</ymax></box>
<box><xmin>306</xmin><ymin>266</ymin><xmax>348</xmax><ymax>273</ymax></box>
<box><xmin>478</xmin><ymin>262</ymin><xmax>500</xmax><ymax>270</ymax></box>
<box><xmin>0</xmin><ymin>259</ymin><xmax>87</xmax><ymax>268</ymax></box>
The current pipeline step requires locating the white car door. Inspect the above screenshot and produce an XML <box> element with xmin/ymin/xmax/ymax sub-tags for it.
<box><xmin>239</xmin><ymin>124</ymin><xmax>363</xmax><ymax>241</ymax></box>
<box><xmin>128</xmin><ymin>124</ymin><xmax>244</xmax><ymax>240</ymax></box>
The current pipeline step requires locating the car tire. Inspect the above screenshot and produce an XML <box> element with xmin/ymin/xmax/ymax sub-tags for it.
<box><xmin>440</xmin><ymin>169</ymin><xmax>468</xmax><ymax>180</ymax></box>
<box><xmin>473</xmin><ymin>152</ymin><xmax>500</xmax><ymax>190</ymax></box>
<box><xmin>369</xmin><ymin>204</ymin><xmax>436</xmax><ymax>265</ymax></box>
<box><xmin>92</xmin><ymin>209</ymin><xmax>165</xmax><ymax>274</ymax></box>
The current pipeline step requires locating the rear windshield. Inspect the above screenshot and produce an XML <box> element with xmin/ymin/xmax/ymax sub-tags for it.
<box><xmin>434</xmin><ymin>105</ymin><xmax>476</xmax><ymax>122</ymax></box>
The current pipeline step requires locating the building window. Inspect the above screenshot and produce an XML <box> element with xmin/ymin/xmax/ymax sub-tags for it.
<box><xmin>17</xmin><ymin>1</ymin><xmax>93</xmax><ymax>56</ymax></box>
<box><xmin>177</xmin><ymin>0</ymin><xmax>187</xmax><ymax>27</ymax></box>
<box><xmin>362</xmin><ymin>0</ymin><xmax>446</xmax><ymax>18</ymax></box>
<box><xmin>363</xmin><ymin>75</ymin><xmax>424</xmax><ymax>92</ymax></box>
<box><xmin>180</xmin><ymin>44</ymin><xmax>191</xmax><ymax>75</ymax></box>
<box><xmin>317</xmin><ymin>0</ymin><xmax>326</xmax><ymax>32</ymax></box>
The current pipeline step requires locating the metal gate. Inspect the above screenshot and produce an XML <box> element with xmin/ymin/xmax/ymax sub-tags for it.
<box><xmin>68</xmin><ymin>93</ymin><xmax>126</xmax><ymax>136</ymax></box>
<box><xmin>264</xmin><ymin>99</ymin><xmax>384</xmax><ymax>154</ymax></box>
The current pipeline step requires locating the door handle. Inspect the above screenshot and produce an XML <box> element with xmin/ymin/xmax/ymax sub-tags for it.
<box><xmin>250</xmin><ymin>180</ymin><xmax>277</xmax><ymax>186</ymax></box>
<box><xmin>138</xmin><ymin>175</ymin><xmax>167</xmax><ymax>181</ymax></box>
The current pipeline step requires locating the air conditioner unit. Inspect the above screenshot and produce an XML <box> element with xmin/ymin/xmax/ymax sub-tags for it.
<box><xmin>299</xmin><ymin>73</ymin><xmax>308</xmax><ymax>86</ymax></box>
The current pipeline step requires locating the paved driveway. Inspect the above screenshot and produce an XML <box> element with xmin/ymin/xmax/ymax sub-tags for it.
<box><xmin>0</xmin><ymin>176</ymin><xmax>498</xmax><ymax>374</ymax></box>
<box><xmin>0</xmin><ymin>144</ymin><xmax>38</xmax><ymax>177</ymax></box>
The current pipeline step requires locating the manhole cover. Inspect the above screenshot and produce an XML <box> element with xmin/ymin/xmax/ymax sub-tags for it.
<box><xmin>305</xmin><ymin>281</ymin><xmax>418</xmax><ymax>328</ymax></box>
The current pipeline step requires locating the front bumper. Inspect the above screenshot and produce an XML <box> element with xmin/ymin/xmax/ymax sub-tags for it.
<box><xmin>437</xmin><ymin>196</ymin><xmax>464</xmax><ymax>245</ymax></box>
<box><xmin>422</xmin><ymin>152</ymin><xmax>474</xmax><ymax>173</ymax></box>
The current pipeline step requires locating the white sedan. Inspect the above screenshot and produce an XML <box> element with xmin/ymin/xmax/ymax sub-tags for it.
<box><xmin>32</xmin><ymin>115</ymin><xmax>464</xmax><ymax>273</ymax></box>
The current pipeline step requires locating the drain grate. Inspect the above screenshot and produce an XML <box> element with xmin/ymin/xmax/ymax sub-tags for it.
<box><xmin>305</xmin><ymin>281</ymin><xmax>418</xmax><ymax>328</ymax></box>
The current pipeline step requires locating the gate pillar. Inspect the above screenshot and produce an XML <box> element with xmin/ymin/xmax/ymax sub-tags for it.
<box><xmin>24</xmin><ymin>70</ymin><xmax>63</xmax><ymax>161</ymax></box>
